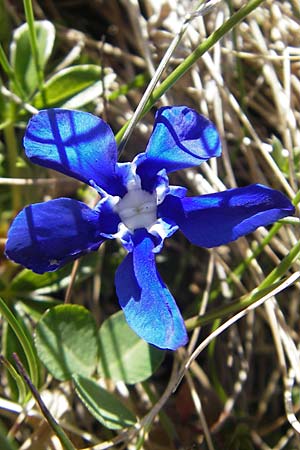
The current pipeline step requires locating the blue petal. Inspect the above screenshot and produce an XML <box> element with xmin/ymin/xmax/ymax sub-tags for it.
<box><xmin>115</xmin><ymin>223</ymin><xmax>135</xmax><ymax>252</ymax></box>
<box><xmin>115</xmin><ymin>229</ymin><xmax>188</xmax><ymax>350</ymax></box>
<box><xmin>115</xmin><ymin>162</ymin><xmax>137</xmax><ymax>190</ymax></box>
<box><xmin>24</xmin><ymin>109</ymin><xmax>123</xmax><ymax>195</ymax></box>
<box><xmin>160</xmin><ymin>184</ymin><xmax>295</xmax><ymax>247</ymax></box>
<box><xmin>136</xmin><ymin>106</ymin><xmax>221</xmax><ymax>184</ymax></box>
<box><xmin>5</xmin><ymin>198</ymin><xmax>116</xmax><ymax>273</ymax></box>
<box><xmin>148</xmin><ymin>218</ymin><xmax>178</xmax><ymax>253</ymax></box>
<box><xmin>94</xmin><ymin>195</ymin><xmax>121</xmax><ymax>235</ymax></box>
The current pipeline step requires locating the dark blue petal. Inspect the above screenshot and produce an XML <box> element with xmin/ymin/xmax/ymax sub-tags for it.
<box><xmin>94</xmin><ymin>196</ymin><xmax>121</xmax><ymax>235</ymax></box>
<box><xmin>24</xmin><ymin>109</ymin><xmax>123</xmax><ymax>195</ymax></box>
<box><xmin>115</xmin><ymin>162</ymin><xmax>137</xmax><ymax>196</ymax></box>
<box><xmin>115</xmin><ymin>229</ymin><xmax>188</xmax><ymax>350</ymax></box>
<box><xmin>160</xmin><ymin>184</ymin><xmax>295</xmax><ymax>247</ymax></box>
<box><xmin>5</xmin><ymin>198</ymin><xmax>111</xmax><ymax>273</ymax></box>
<box><xmin>136</xmin><ymin>106</ymin><xmax>221</xmax><ymax>185</ymax></box>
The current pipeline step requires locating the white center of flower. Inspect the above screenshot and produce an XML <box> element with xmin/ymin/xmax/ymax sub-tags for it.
<box><xmin>115</xmin><ymin>180</ymin><xmax>157</xmax><ymax>231</ymax></box>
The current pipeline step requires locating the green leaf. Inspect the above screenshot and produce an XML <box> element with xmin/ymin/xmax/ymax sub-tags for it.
<box><xmin>0</xmin><ymin>297</ymin><xmax>39</xmax><ymax>387</ymax></box>
<box><xmin>33</xmin><ymin>65</ymin><xmax>115</xmax><ymax>109</ymax></box>
<box><xmin>10</xmin><ymin>267</ymin><xmax>72</xmax><ymax>294</ymax></box>
<box><xmin>35</xmin><ymin>305</ymin><xmax>98</xmax><ymax>381</ymax></box>
<box><xmin>9</xmin><ymin>253</ymin><xmax>98</xmax><ymax>296</ymax></box>
<box><xmin>10</xmin><ymin>20</ymin><xmax>55</xmax><ymax>97</ymax></box>
<box><xmin>0</xmin><ymin>75</ymin><xmax>13</xmax><ymax>128</ymax></box>
<box><xmin>108</xmin><ymin>72</ymin><xmax>148</xmax><ymax>101</ymax></box>
<box><xmin>2</xmin><ymin>319</ymin><xmax>31</xmax><ymax>401</ymax></box>
<box><xmin>98</xmin><ymin>311</ymin><xmax>164</xmax><ymax>384</ymax></box>
<box><xmin>18</xmin><ymin>297</ymin><xmax>60</xmax><ymax>321</ymax></box>
<box><xmin>73</xmin><ymin>374</ymin><xmax>136</xmax><ymax>430</ymax></box>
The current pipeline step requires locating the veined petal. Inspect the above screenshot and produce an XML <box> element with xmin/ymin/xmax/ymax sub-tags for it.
<box><xmin>160</xmin><ymin>184</ymin><xmax>295</xmax><ymax>247</ymax></box>
<box><xmin>5</xmin><ymin>198</ymin><xmax>112</xmax><ymax>273</ymax></box>
<box><xmin>115</xmin><ymin>229</ymin><xmax>188</xmax><ymax>350</ymax></box>
<box><xmin>24</xmin><ymin>109</ymin><xmax>123</xmax><ymax>195</ymax></box>
<box><xmin>136</xmin><ymin>106</ymin><xmax>221</xmax><ymax>184</ymax></box>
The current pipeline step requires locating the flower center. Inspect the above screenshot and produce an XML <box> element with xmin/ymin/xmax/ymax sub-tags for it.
<box><xmin>115</xmin><ymin>183</ymin><xmax>157</xmax><ymax>231</ymax></box>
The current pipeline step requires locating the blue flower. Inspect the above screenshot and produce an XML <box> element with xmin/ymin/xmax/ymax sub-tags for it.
<box><xmin>5</xmin><ymin>106</ymin><xmax>295</xmax><ymax>350</ymax></box>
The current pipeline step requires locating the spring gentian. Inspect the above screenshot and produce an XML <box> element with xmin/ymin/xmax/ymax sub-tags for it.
<box><xmin>5</xmin><ymin>106</ymin><xmax>295</xmax><ymax>350</ymax></box>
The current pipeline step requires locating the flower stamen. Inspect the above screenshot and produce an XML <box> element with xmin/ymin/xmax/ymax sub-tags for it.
<box><xmin>115</xmin><ymin>187</ymin><xmax>157</xmax><ymax>231</ymax></box>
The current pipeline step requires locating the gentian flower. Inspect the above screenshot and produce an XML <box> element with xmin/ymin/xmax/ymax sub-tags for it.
<box><xmin>5</xmin><ymin>106</ymin><xmax>295</xmax><ymax>350</ymax></box>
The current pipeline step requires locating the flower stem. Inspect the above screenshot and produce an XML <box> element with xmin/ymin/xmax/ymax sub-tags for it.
<box><xmin>13</xmin><ymin>354</ymin><xmax>76</xmax><ymax>450</ymax></box>
<box><xmin>115</xmin><ymin>0</ymin><xmax>266</xmax><ymax>143</ymax></box>
<box><xmin>23</xmin><ymin>0</ymin><xmax>45</xmax><ymax>100</ymax></box>
<box><xmin>0</xmin><ymin>355</ymin><xmax>27</xmax><ymax>403</ymax></box>
<box><xmin>117</xmin><ymin>0</ymin><xmax>216</xmax><ymax>152</ymax></box>
<box><xmin>186</xmin><ymin>239</ymin><xmax>300</xmax><ymax>330</ymax></box>
<box><xmin>0</xmin><ymin>44</ymin><xmax>25</xmax><ymax>98</ymax></box>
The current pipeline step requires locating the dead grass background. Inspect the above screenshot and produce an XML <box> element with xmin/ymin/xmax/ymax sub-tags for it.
<box><xmin>1</xmin><ymin>0</ymin><xmax>300</xmax><ymax>449</ymax></box>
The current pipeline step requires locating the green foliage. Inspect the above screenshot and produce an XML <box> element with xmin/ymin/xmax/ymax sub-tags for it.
<box><xmin>34</xmin><ymin>304</ymin><xmax>98</xmax><ymax>380</ymax></box>
<box><xmin>0</xmin><ymin>0</ymin><xmax>11</xmax><ymax>45</ymax></box>
<box><xmin>32</xmin><ymin>65</ymin><xmax>110</xmax><ymax>109</ymax></box>
<box><xmin>225</xmin><ymin>423</ymin><xmax>254</xmax><ymax>450</ymax></box>
<box><xmin>0</xmin><ymin>0</ymin><xmax>299</xmax><ymax>448</ymax></box>
<box><xmin>10</xmin><ymin>20</ymin><xmax>55</xmax><ymax>98</ymax></box>
<box><xmin>2</xmin><ymin>321</ymin><xmax>30</xmax><ymax>401</ymax></box>
<box><xmin>98</xmin><ymin>311</ymin><xmax>165</xmax><ymax>384</ymax></box>
<box><xmin>8</xmin><ymin>253</ymin><xmax>98</xmax><ymax>297</ymax></box>
<box><xmin>0</xmin><ymin>78</ymin><xmax>7</xmax><ymax>125</ymax></box>
<box><xmin>33</xmin><ymin>306</ymin><xmax>163</xmax><ymax>431</ymax></box>
<box><xmin>9</xmin><ymin>266</ymin><xmax>73</xmax><ymax>294</ymax></box>
<box><xmin>271</xmin><ymin>136</ymin><xmax>300</xmax><ymax>181</ymax></box>
<box><xmin>34</xmin><ymin>305</ymin><xmax>165</xmax><ymax>385</ymax></box>
<box><xmin>0</xmin><ymin>420</ymin><xmax>18</xmax><ymax>450</ymax></box>
<box><xmin>73</xmin><ymin>374</ymin><xmax>136</xmax><ymax>430</ymax></box>
<box><xmin>1</xmin><ymin>18</ymin><xmax>116</xmax><ymax>118</ymax></box>
<box><xmin>108</xmin><ymin>72</ymin><xmax>148</xmax><ymax>101</ymax></box>
<box><xmin>0</xmin><ymin>297</ymin><xmax>39</xmax><ymax>388</ymax></box>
